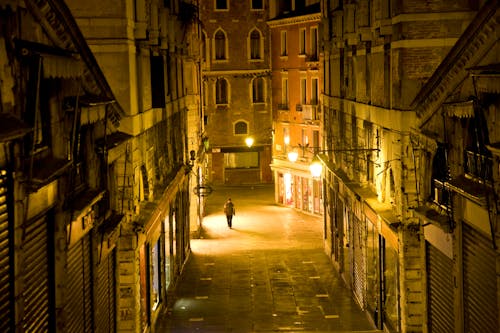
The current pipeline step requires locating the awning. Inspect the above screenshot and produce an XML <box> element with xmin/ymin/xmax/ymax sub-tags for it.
<box><xmin>64</xmin><ymin>95</ymin><xmax>116</xmax><ymax>125</ymax></box>
<box><xmin>0</xmin><ymin>114</ymin><xmax>31</xmax><ymax>142</ymax></box>
<box><xmin>42</xmin><ymin>54</ymin><xmax>84</xmax><ymax>79</ymax></box>
<box><xmin>469</xmin><ymin>63</ymin><xmax>500</xmax><ymax>94</ymax></box>
<box><xmin>442</xmin><ymin>100</ymin><xmax>474</xmax><ymax>118</ymax></box>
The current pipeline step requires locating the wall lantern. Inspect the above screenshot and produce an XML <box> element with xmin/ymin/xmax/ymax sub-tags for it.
<box><xmin>309</xmin><ymin>157</ymin><xmax>323</xmax><ymax>178</ymax></box>
<box><xmin>287</xmin><ymin>151</ymin><xmax>299</xmax><ymax>162</ymax></box>
<box><xmin>245</xmin><ymin>137</ymin><xmax>254</xmax><ymax>148</ymax></box>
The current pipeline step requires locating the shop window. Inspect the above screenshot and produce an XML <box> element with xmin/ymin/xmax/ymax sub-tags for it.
<box><xmin>151</xmin><ymin>239</ymin><xmax>161</xmax><ymax>310</ymax></box>
<box><xmin>224</xmin><ymin>152</ymin><xmax>259</xmax><ymax>168</ymax></box>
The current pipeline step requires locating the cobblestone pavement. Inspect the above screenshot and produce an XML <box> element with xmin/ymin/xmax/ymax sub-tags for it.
<box><xmin>155</xmin><ymin>185</ymin><xmax>379</xmax><ymax>333</ymax></box>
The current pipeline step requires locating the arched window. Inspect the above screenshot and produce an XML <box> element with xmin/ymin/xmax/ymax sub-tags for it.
<box><xmin>234</xmin><ymin>121</ymin><xmax>248</xmax><ymax>135</ymax></box>
<box><xmin>215</xmin><ymin>30</ymin><xmax>226</xmax><ymax>60</ymax></box>
<box><xmin>216</xmin><ymin>78</ymin><xmax>228</xmax><ymax>104</ymax></box>
<box><xmin>250</xmin><ymin>30</ymin><xmax>261</xmax><ymax>60</ymax></box>
<box><xmin>252</xmin><ymin>77</ymin><xmax>264</xmax><ymax>103</ymax></box>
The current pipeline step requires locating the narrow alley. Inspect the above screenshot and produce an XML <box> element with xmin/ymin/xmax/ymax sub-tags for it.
<box><xmin>155</xmin><ymin>185</ymin><xmax>379</xmax><ymax>333</ymax></box>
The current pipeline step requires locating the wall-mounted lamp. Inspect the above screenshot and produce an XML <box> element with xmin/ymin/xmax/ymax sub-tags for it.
<box><xmin>309</xmin><ymin>156</ymin><xmax>323</xmax><ymax>178</ymax></box>
<box><xmin>185</xmin><ymin>150</ymin><xmax>196</xmax><ymax>174</ymax></box>
<box><xmin>287</xmin><ymin>151</ymin><xmax>299</xmax><ymax>162</ymax></box>
<box><xmin>245</xmin><ymin>137</ymin><xmax>254</xmax><ymax>148</ymax></box>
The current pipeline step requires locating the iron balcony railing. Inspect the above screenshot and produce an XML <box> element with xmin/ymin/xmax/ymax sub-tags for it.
<box><xmin>464</xmin><ymin>150</ymin><xmax>493</xmax><ymax>182</ymax></box>
<box><xmin>432</xmin><ymin>179</ymin><xmax>451</xmax><ymax>211</ymax></box>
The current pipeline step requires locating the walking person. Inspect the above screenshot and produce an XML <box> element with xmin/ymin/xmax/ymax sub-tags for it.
<box><xmin>223</xmin><ymin>198</ymin><xmax>235</xmax><ymax>228</ymax></box>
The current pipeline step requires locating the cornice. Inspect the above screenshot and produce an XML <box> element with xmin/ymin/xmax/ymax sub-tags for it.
<box><xmin>267</xmin><ymin>13</ymin><xmax>321</xmax><ymax>27</ymax></box>
<box><xmin>202</xmin><ymin>69</ymin><xmax>271</xmax><ymax>77</ymax></box>
<box><xmin>412</xmin><ymin>0</ymin><xmax>499</xmax><ymax>128</ymax></box>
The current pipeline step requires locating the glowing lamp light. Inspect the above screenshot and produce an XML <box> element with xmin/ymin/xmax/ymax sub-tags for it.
<box><xmin>284</xmin><ymin>135</ymin><xmax>290</xmax><ymax>145</ymax></box>
<box><xmin>287</xmin><ymin>151</ymin><xmax>299</xmax><ymax>162</ymax></box>
<box><xmin>245</xmin><ymin>137</ymin><xmax>254</xmax><ymax>147</ymax></box>
<box><xmin>309</xmin><ymin>159</ymin><xmax>323</xmax><ymax>178</ymax></box>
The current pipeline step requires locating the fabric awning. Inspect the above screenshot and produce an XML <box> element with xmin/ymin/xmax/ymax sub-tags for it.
<box><xmin>42</xmin><ymin>54</ymin><xmax>84</xmax><ymax>79</ymax></box>
<box><xmin>442</xmin><ymin>100</ymin><xmax>475</xmax><ymax>118</ymax></box>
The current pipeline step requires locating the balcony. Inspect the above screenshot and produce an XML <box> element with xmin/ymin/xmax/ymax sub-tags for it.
<box><xmin>302</xmin><ymin>105</ymin><xmax>320</xmax><ymax>121</ymax></box>
<box><xmin>277</xmin><ymin>103</ymin><xmax>289</xmax><ymax>111</ymax></box>
<box><xmin>464</xmin><ymin>150</ymin><xmax>493</xmax><ymax>182</ymax></box>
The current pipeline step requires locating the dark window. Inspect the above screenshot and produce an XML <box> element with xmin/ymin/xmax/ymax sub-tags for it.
<box><xmin>150</xmin><ymin>56</ymin><xmax>166</xmax><ymax>108</ymax></box>
<box><xmin>252</xmin><ymin>78</ymin><xmax>264</xmax><ymax>103</ymax></box>
<box><xmin>215</xmin><ymin>0</ymin><xmax>228</xmax><ymax>10</ymax></box>
<box><xmin>250</xmin><ymin>30</ymin><xmax>261</xmax><ymax>59</ymax></box>
<box><xmin>251</xmin><ymin>0</ymin><xmax>263</xmax><ymax>9</ymax></box>
<box><xmin>215</xmin><ymin>31</ymin><xmax>226</xmax><ymax>60</ymax></box>
<box><xmin>25</xmin><ymin>55</ymin><xmax>51</xmax><ymax>152</ymax></box>
<box><xmin>216</xmin><ymin>78</ymin><xmax>228</xmax><ymax>104</ymax></box>
<box><xmin>235</xmin><ymin>121</ymin><xmax>248</xmax><ymax>135</ymax></box>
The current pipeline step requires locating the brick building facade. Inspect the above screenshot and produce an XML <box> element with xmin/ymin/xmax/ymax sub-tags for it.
<box><xmin>199</xmin><ymin>0</ymin><xmax>273</xmax><ymax>185</ymax></box>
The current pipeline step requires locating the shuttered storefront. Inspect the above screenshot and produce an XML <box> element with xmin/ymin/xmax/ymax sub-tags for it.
<box><xmin>463</xmin><ymin>223</ymin><xmax>498</xmax><ymax>333</ymax></box>
<box><xmin>0</xmin><ymin>170</ymin><xmax>12</xmax><ymax>332</ymax></box>
<box><xmin>426</xmin><ymin>241</ymin><xmax>454</xmax><ymax>333</ymax></box>
<box><xmin>95</xmin><ymin>249</ymin><xmax>116</xmax><ymax>333</ymax></box>
<box><xmin>352</xmin><ymin>216</ymin><xmax>365</xmax><ymax>307</ymax></box>
<box><xmin>65</xmin><ymin>234</ymin><xmax>93</xmax><ymax>332</ymax></box>
<box><xmin>22</xmin><ymin>215</ymin><xmax>50</xmax><ymax>332</ymax></box>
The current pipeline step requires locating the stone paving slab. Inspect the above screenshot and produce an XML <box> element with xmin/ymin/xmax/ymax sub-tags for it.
<box><xmin>155</xmin><ymin>185</ymin><xmax>380</xmax><ymax>333</ymax></box>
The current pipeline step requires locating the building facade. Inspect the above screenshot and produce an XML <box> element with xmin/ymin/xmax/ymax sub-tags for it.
<box><xmin>412</xmin><ymin>2</ymin><xmax>500</xmax><ymax>332</ymax></box>
<box><xmin>199</xmin><ymin>0</ymin><xmax>273</xmax><ymax>185</ymax></box>
<box><xmin>0</xmin><ymin>0</ymin><xmax>202</xmax><ymax>332</ymax></box>
<box><xmin>268</xmin><ymin>1</ymin><xmax>323</xmax><ymax>215</ymax></box>
<box><xmin>320</xmin><ymin>0</ymin><xmax>498</xmax><ymax>332</ymax></box>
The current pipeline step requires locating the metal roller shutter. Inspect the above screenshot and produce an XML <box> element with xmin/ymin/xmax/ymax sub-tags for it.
<box><xmin>22</xmin><ymin>216</ymin><xmax>49</xmax><ymax>332</ymax></box>
<box><xmin>352</xmin><ymin>216</ymin><xmax>365</xmax><ymax>307</ymax></box>
<box><xmin>65</xmin><ymin>235</ymin><xmax>93</xmax><ymax>332</ymax></box>
<box><xmin>95</xmin><ymin>250</ymin><xmax>116</xmax><ymax>333</ymax></box>
<box><xmin>426</xmin><ymin>241</ymin><xmax>454</xmax><ymax>333</ymax></box>
<box><xmin>0</xmin><ymin>170</ymin><xmax>12</xmax><ymax>332</ymax></box>
<box><xmin>463</xmin><ymin>223</ymin><xmax>498</xmax><ymax>333</ymax></box>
